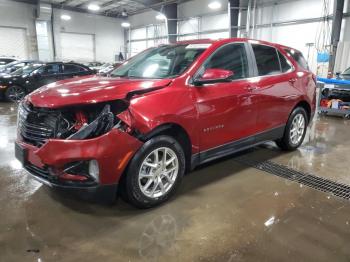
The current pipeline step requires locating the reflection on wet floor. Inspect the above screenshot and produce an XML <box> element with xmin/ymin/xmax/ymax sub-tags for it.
<box><xmin>1</xmin><ymin>103</ymin><xmax>350</xmax><ymax>261</ymax></box>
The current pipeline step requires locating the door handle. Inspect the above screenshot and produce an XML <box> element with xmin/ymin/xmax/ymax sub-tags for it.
<box><xmin>289</xmin><ymin>78</ymin><xmax>297</xmax><ymax>84</ymax></box>
<box><xmin>245</xmin><ymin>85</ymin><xmax>258</xmax><ymax>92</ymax></box>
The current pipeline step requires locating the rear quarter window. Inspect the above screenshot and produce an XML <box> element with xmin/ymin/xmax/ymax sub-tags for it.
<box><xmin>252</xmin><ymin>44</ymin><xmax>281</xmax><ymax>76</ymax></box>
<box><xmin>284</xmin><ymin>48</ymin><xmax>309</xmax><ymax>70</ymax></box>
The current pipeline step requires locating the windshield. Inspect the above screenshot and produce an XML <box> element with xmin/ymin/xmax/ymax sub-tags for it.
<box><xmin>11</xmin><ymin>64</ymin><xmax>43</xmax><ymax>75</ymax></box>
<box><xmin>342</xmin><ymin>67</ymin><xmax>350</xmax><ymax>75</ymax></box>
<box><xmin>110</xmin><ymin>44</ymin><xmax>208</xmax><ymax>79</ymax></box>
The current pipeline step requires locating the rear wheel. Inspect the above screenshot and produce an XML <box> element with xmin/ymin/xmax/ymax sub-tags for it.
<box><xmin>276</xmin><ymin>107</ymin><xmax>308</xmax><ymax>151</ymax></box>
<box><xmin>5</xmin><ymin>85</ymin><xmax>26</xmax><ymax>102</ymax></box>
<box><xmin>123</xmin><ymin>135</ymin><xmax>185</xmax><ymax>208</ymax></box>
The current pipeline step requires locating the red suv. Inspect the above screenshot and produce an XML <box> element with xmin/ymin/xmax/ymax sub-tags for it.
<box><xmin>15</xmin><ymin>39</ymin><xmax>316</xmax><ymax>208</ymax></box>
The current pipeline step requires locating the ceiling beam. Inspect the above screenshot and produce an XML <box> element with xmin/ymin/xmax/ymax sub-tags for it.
<box><xmin>59</xmin><ymin>0</ymin><xmax>76</xmax><ymax>6</ymax></box>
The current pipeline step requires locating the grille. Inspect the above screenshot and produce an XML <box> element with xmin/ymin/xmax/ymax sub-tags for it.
<box><xmin>235</xmin><ymin>156</ymin><xmax>350</xmax><ymax>200</ymax></box>
<box><xmin>18</xmin><ymin>103</ymin><xmax>56</xmax><ymax>147</ymax></box>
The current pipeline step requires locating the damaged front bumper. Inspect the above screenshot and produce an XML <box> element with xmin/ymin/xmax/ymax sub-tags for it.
<box><xmin>15</xmin><ymin>128</ymin><xmax>143</xmax><ymax>200</ymax></box>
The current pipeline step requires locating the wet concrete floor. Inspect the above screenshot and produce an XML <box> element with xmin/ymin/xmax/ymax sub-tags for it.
<box><xmin>1</xmin><ymin>103</ymin><xmax>350</xmax><ymax>262</ymax></box>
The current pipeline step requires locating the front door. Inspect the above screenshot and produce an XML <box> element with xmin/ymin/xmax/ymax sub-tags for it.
<box><xmin>27</xmin><ymin>64</ymin><xmax>63</xmax><ymax>92</ymax></box>
<box><xmin>191</xmin><ymin>43</ymin><xmax>259</xmax><ymax>153</ymax></box>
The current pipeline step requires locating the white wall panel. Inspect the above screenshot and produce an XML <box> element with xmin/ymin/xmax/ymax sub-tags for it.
<box><xmin>130</xmin><ymin>41</ymin><xmax>147</xmax><ymax>56</ymax></box>
<box><xmin>178</xmin><ymin>18</ymin><xmax>199</xmax><ymax>35</ymax></box>
<box><xmin>200</xmin><ymin>31</ymin><xmax>229</xmax><ymax>40</ymax></box>
<box><xmin>201</xmin><ymin>13</ymin><xmax>228</xmax><ymax>31</ymax></box>
<box><xmin>60</xmin><ymin>32</ymin><xmax>94</xmax><ymax>62</ymax></box>
<box><xmin>54</xmin><ymin>9</ymin><xmax>124</xmax><ymax>63</ymax></box>
<box><xmin>0</xmin><ymin>27</ymin><xmax>28</xmax><ymax>58</ymax></box>
<box><xmin>335</xmin><ymin>42</ymin><xmax>350</xmax><ymax>72</ymax></box>
<box><xmin>0</xmin><ymin>0</ymin><xmax>37</xmax><ymax>59</ymax></box>
<box><xmin>131</xmin><ymin>27</ymin><xmax>147</xmax><ymax>40</ymax></box>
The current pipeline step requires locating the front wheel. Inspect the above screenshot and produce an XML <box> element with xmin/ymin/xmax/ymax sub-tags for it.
<box><xmin>123</xmin><ymin>135</ymin><xmax>185</xmax><ymax>208</ymax></box>
<box><xmin>5</xmin><ymin>85</ymin><xmax>26</xmax><ymax>102</ymax></box>
<box><xmin>276</xmin><ymin>107</ymin><xmax>308</xmax><ymax>151</ymax></box>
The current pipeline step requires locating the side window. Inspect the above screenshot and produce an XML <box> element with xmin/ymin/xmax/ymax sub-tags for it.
<box><xmin>278</xmin><ymin>51</ymin><xmax>293</xmax><ymax>73</ymax></box>
<box><xmin>202</xmin><ymin>43</ymin><xmax>249</xmax><ymax>80</ymax></box>
<box><xmin>252</xmin><ymin>44</ymin><xmax>281</xmax><ymax>76</ymax></box>
<box><xmin>63</xmin><ymin>64</ymin><xmax>86</xmax><ymax>74</ymax></box>
<box><xmin>284</xmin><ymin>48</ymin><xmax>309</xmax><ymax>70</ymax></box>
<box><xmin>40</xmin><ymin>64</ymin><xmax>61</xmax><ymax>75</ymax></box>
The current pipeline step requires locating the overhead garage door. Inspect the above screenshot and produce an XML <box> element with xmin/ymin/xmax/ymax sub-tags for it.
<box><xmin>0</xmin><ymin>27</ymin><xmax>28</xmax><ymax>59</ymax></box>
<box><xmin>60</xmin><ymin>32</ymin><xmax>95</xmax><ymax>62</ymax></box>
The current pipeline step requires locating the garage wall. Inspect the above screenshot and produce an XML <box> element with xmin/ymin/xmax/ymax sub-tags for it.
<box><xmin>60</xmin><ymin>32</ymin><xmax>95</xmax><ymax>62</ymax></box>
<box><xmin>0</xmin><ymin>0</ymin><xmax>37</xmax><ymax>59</ymax></box>
<box><xmin>0</xmin><ymin>0</ymin><xmax>124</xmax><ymax>63</ymax></box>
<box><xmin>53</xmin><ymin>9</ymin><xmax>124</xmax><ymax>63</ymax></box>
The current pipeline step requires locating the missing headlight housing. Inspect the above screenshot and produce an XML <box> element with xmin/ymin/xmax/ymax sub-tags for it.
<box><xmin>68</xmin><ymin>104</ymin><xmax>115</xmax><ymax>140</ymax></box>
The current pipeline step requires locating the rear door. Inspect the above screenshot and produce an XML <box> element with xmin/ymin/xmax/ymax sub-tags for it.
<box><xmin>192</xmin><ymin>42</ymin><xmax>259</xmax><ymax>152</ymax></box>
<box><xmin>250</xmin><ymin>44</ymin><xmax>297</xmax><ymax>132</ymax></box>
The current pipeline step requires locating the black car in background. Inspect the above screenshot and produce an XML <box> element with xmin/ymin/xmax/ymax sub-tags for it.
<box><xmin>0</xmin><ymin>57</ymin><xmax>17</xmax><ymax>66</ymax></box>
<box><xmin>0</xmin><ymin>62</ymin><xmax>95</xmax><ymax>102</ymax></box>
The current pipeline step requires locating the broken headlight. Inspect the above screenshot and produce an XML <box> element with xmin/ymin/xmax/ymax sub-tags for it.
<box><xmin>68</xmin><ymin>104</ymin><xmax>116</xmax><ymax>140</ymax></box>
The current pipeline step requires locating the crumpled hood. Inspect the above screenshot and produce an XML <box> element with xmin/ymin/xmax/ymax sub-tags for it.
<box><xmin>27</xmin><ymin>75</ymin><xmax>172</xmax><ymax>108</ymax></box>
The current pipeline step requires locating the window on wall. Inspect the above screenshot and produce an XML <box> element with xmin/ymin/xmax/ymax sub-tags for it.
<box><xmin>252</xmin><ymin>44</ymin><xmax>281</xmax><ymax>76</ymax></box>
<box><xmin>202</xmin><ymin>43</ymin><xmax>249</xmax><ymax>80</ymax></box>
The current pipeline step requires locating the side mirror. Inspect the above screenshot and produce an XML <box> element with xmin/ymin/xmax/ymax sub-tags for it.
<box><xmin>335</xmin><ymin>72</ymin><xmax>341</xmax><ymax>78</ymax></box>
<box><xmin>194</xmin><ymin>68</ymin><xmax>234</xmax><ymax>85</ymax></box>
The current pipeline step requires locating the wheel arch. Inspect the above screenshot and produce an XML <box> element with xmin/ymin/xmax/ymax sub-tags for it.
<box><xmin>139</xmin><ymin>122</ymin><xmax>193</xmax><ymax>173</ymax></box>
<box><xmin>293</xmin><ymin>100</ymin><xmax>311</xmax><ymax>122</ymax></box>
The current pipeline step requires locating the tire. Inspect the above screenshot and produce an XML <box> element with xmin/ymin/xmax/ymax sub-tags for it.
<box><xmin>276</xmin><ymin>107</ymin><xmax>308</xmax><ymax>151</ymax></box>
<box><xmin>5</xmin><ymin>85</ymin><xmax>26</xmax><ymax>102</ymax></box>
<box><xmin>123</xmin><ymin>135</ymin><xmax>185</xmax><ymax>208</ymax></box>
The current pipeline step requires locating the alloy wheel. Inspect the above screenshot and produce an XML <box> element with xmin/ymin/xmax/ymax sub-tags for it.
<box><xmin>289</xmin><ymin>113</ymin><xmax>305</xmax><ymax>145</ymax></box>
<box><xmin>7</xmin><ymin>86</ymin><xmax>25</xmax><ymax>102</ymax></box>
<box><xmin>138</xmin><ymin>147</ymin><xmax>179</xmax><ymax>199</ymax></box>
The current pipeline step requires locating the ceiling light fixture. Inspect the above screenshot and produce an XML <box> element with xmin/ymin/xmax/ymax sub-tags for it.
<box><xmin>61</xmin><ymin>14</ymin><xmax>71</xmax><ymax>21</ymax></box>
<box><xmin>156</xmin><ymin>13</ymin><xmax>167</xmax><ymax>20</ymax></box>
<box><xmin>88</xmin><ymin>4</ymin><xmax>100</xmax><ymax>11</ymax></box>
<box><xmin>121</xmin><ymin>22</ymin><xmax>131</xmax><ymax>28</ymax></box>
<box><xmin>208</xmin><ymin>1</ymin><xmax>222</xmax><ymax>10</ymax></box>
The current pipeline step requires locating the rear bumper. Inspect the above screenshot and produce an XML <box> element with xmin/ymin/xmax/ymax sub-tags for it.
<box><xmin>16</xmin><ymin>128</ymin><xmax>143</xmax><ymax>194</ymax></box>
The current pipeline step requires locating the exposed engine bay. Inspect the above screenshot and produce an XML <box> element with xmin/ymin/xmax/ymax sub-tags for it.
<box><xmin>18</xmin><ymin>100</ymin><xmax>131</xmax><ymax>147</ymax></box>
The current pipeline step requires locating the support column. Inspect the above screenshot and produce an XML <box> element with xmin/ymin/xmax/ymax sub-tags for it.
<box><xmin>328</xmin><ymin>0</ymin><xmax>345</xmax><ymax>76</ymax></box>
<box><xmin>164</xmin><ymin>3</ymin><xmax>178</xmax><ymax>43</ymax></box>
<box><xmin>229</xmin><ymin>0</ymin><xmax>240</xmax><ymax>37</ymax></box>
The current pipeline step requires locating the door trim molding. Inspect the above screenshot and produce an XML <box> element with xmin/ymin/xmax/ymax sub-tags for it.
<box><xmin>191</xmin><ymin>125</ymin><xmax>285</xmax><ymax>169</ymax></box>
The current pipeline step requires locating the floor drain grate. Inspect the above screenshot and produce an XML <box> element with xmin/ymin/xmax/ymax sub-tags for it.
<box><xmin>235</xmin><ymin>156</ymin><xmax>350</xmax><ymax>200</ymax></box>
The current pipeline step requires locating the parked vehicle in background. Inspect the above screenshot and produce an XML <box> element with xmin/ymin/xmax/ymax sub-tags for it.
<box><xmin>0</xmin><ymin>62</ymin><xmax>94</xmax><ymax>102</ymax></box>
<box><xmin>15</xmin><ymin>39</ymin><xmax>316</xmax><ymax>208</ymax></box>
<box><xmin>336</xmin><ymin>67</ymin><xmax>350</xmax><ymax>80</ymax></box>
<box><xmin>98</xmin><ymin>62</ymin><xmax>123</xmax><ymax>76</ymax></box>
<box><xmin>0</xmin><ymin>60</ymin><xmax>42</xmax><ymax>75</ymax></box>
<box><xmin>85</xmin><ymin>61</ymin><xmax>103</xmax><ymax>71</ymax></box>
<box><xmin>0</xmin><ymin>57</ymin><xmax>17</xmax><ymax>67</ymax></box>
